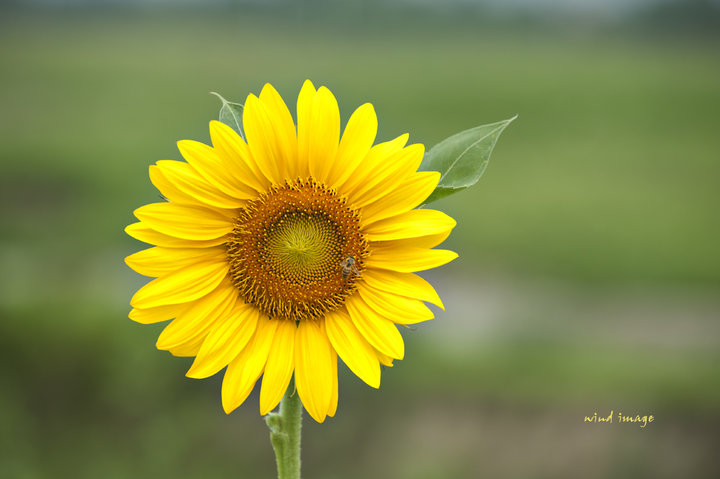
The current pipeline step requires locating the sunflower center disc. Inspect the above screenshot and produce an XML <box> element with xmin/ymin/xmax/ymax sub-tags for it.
<box><xmin>227</xmin><ymin>178</ymin><xmax>368</xmax><ymax>321</ymax></box>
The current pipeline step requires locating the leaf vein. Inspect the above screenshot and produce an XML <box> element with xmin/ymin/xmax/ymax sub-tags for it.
<box><xmin>438</xmin><ymin>124</ymin><xmax>503</xmax><ymax>184</ymax></box>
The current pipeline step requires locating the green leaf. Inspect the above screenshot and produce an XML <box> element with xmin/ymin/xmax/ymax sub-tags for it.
<box><xmin>419</xmin><ymin>115</ymin><xmax>516</xmax><ymax>204</ymax></box>
<box><xmin>210</xmin><ymin>91</ymin><xmax>245</xmax><ymax>140</ymax></box>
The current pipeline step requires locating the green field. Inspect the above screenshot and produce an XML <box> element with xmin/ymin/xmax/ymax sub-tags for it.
<box><xmin>1</xmin><ymin>9</ymin><xmax>719</xmax><ymax>479</ymax></box>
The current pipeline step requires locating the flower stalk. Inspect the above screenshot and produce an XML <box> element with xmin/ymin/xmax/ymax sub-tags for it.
<box><xmin>265</xmin><ymin>382</ymin><xmax>303</xmax><ymax>479</ymax></box>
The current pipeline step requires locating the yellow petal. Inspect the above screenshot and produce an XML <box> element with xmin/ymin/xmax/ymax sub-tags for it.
<box><xmin>133</xmin><ymin>202</ymin><xmax>233</xmax><ymax>241</ymax></box>
<box><xmin>361</xmin><ymin>171</ymin><xmax>440</xmax><ymax>225</ymax></box>
<box><xmin>363</xmin><ymin>209</ymin><xmax>456</xmax><ymax>242</ymax></box>
<box><xmin>339</xmin><ymin>134</ymin><xmax>408</xmax><ymax>194</ymax></box>
<box><xmin>177</xmin><ymin>139</ymin><xmax>256</xmax><ymax>200</ymax></box>
<box><xmin>243</xmin><ymin>95</ymin><xmax>283</xmax><ymax>184</ymax></box>
<box><xmin>153</xmin><ymin>160</ymin><xmax>248</xmax><ymax>208</ymax></box>
<box><xmin>155</xmin><ymin>281</ymin><xmax>237</xmax><ymax>350</ymax></box>
<box><xmin>373</xmin><ymin>230</ymin><xmax>452</xmax><ymax>250</ymax></box>
<box><xmin>350</xmin><ymin>144</ymin><xmax>425</xmax><ymax>208</ymax></box>
<box><xmin>325</xmin><ymin>309</ymin><xmax>381</xmax><ymax>388</ymax></box>
<box><xmin>361</xmin><ymin>268</ymin><xmax>444</xmax><ymax>310</ymax></box>
<box><xmin>376</xmin><ymin>349</ymin><xmax>395</xmax><ymax>367</ymax></box>
<box><xmin>307</xmin><ymin>86</ymin><xmax>340</xmax><ymax>182</ymax></box>
<box><xmin>169</xmin><ymin>334</ymin><xmax>205</xmax><ymax>357</ymax></box>
<box><xmin>129</xmin><ymin>303</ymin><xmax>188</xmax><ymax>324</ymax></box>
<box><xmin>186</xmin><ymin>302</ymin><xmax>260</xmax><ymax>379</ymax></box>
<box><xmin>222</xmin><ymin>318</ymin><xmax>279</xmax><ymax>414</ymax></box>
<box><xmin>209</xmin><ymin>120</ymin><xmax>268</xmax><ymax>193</ymax></box>
<box><xmin>326</xmin><ymin>103</ymin><xmax>377</xmax><ymax>186</ymax></box>
<box><xmin>259</xmin><ymin>319</ymin><xmax>296</xmax><ymax>415</ymax></box>
<box><xmin>296</xmin><ymin>79</ymin><xmax>317</xmax><ymax>179</ymax></box>
<box><xmin>366</xmin><ymin>246</ymin><xmax>458</xmax><ymax>273</ymax></box>
<box><xmin>125</xmin><ymin>245</ymin><xmax>226</xmax><ymax>277</ymax></box>
<box><xmin>326</xmin><ymin>348</ymin><xmax>339</xmax><ymax>417</ymax></box>
<box><xmin>356</xmin><ymin>282</ymin><xmax>434</xmax><ymax>325</ymax></box>
<box><xmin>317</xmin><ymin>319</ymin><xmax>339</xmax><ymax>418</ymax></box>
<box><xmin>258</xmin><ymin>83</ymin><xmax>298</xmax><ymax>180</ymax></box>
<box><xmin>149</xmin><ymin>164</ymin><xmax>199</xmax><ymax>206</ymax></box>
<box><xmin>130</xmin><ymin>258</ymin><xmax>229</xmax><ymax>309</ymax></box>
<box><xmin>345</xmin><ymin>294</ymin><xmax>404</xmax><ymax>360</ymax></box>
<box><xmin>125</xmin><ymin>222</ymin><xmax>228</xmax><ymax>248</ymax></box>
<box><xmin>294</xmin><ymin>319</ymin><xmax>334</xmax><ymax>423</ymax></box>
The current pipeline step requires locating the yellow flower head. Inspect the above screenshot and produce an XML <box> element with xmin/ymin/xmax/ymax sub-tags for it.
<box><xmin>125</xmin><ymin>81</ymin><xmax>457</xmax><ymax>422</ymax></box>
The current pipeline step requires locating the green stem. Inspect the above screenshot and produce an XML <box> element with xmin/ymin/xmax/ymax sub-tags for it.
<box><xmin>265</xmin><ymin>382</ymin><xmax>303</xmax><ymax>479</ymax></box>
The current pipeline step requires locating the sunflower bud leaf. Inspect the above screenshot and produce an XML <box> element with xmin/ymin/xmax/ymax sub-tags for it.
<box><xmin>420</xmin><ymin>115</ymin><xmax>516</xmax><ymax>204</ymax></box>
<box><xmin>210</xmin><ymin>91</ymin><xmax>245</xmax><ymax>140</ymax></box>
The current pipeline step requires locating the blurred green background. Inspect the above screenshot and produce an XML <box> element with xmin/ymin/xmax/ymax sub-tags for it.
<box><xmin>1</xmin><ymin>1</ymin><xmax>719</xmax><ymax>478</ymax></box>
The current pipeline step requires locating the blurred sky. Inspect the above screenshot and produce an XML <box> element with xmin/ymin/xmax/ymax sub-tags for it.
<box><xmin>9</xmin><ymin>0</ymin><xmax>720</xmax><ymax>33</ymax></box>
<box><xmin>12</xmin><ymin>0</ymin><xmax>720</xmax><ymax>14</ymax></box>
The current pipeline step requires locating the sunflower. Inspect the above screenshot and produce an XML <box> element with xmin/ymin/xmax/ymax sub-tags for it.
<box><xmin>125</xmin><ymin>81</ymin><xmax>457</xmax><ymax>423</ymax></box>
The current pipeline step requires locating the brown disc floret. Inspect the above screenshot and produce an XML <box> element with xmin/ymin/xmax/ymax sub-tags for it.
<box><xmin>227</xmin><ymin>178</ymin><xmax>368</xmax><ymax>321</ymax></box>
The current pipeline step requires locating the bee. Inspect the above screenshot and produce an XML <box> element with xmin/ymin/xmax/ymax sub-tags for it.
<box><xmin>340</xmin><ymin>256</ymin><xmax>360</xmax><ymax>279</ymax></box>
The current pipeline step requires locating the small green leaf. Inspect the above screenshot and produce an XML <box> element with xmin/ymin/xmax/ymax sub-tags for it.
<box><xmin>210</xmin><ymin>91</ymin><xmax>245</xmax><ymax>140</ymax></box>
<box><xmin>419</xmin><ymin>115</ymin><xmax>516</xmax><ymax>204</ymax></box>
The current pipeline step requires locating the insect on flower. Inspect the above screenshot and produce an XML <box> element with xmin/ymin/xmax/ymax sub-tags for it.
<box><xmin>340</xmin><ymin>255</ymin><xmax>360</xmax><ymax>279</ymax></box>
